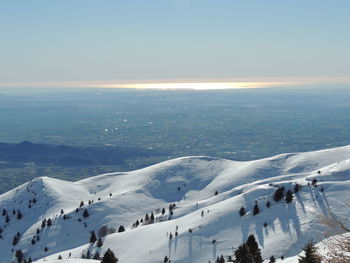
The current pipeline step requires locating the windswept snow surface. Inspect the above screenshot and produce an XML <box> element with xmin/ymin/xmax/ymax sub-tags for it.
<box><xmin>0</xmin><ymin>146</ymin><xmax>350</xmax><ymax>263</ymax></box>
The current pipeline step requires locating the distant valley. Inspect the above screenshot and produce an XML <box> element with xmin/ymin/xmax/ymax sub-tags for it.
<box><xmin>0</xmin><ymin>141</ymin><xmax>164</xmax><ymax>194</ymax></box>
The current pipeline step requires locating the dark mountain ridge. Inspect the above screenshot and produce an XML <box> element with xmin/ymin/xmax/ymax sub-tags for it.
<box><xmin>0</xmin><ymin>141</ymin><xmax>163</xmax><ymax>167</ymax></box>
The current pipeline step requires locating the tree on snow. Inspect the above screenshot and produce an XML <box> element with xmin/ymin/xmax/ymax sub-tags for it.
<box><xmin>253</xmin><ymin>203</ymin><xmax>260</xmax><ymax>216</ymax></box>
<box><xmin>90</xmin><ymin>230</ymin><xmax>97</xmax><ymax>243</ymax></box>
<box><xmin>83</xmin><ymin>209</ymin><xmax>89</xmax><ymax>218</ymax></box>
<box><xmin>294</xmin><ymin>183</ymin><xmax>301</xmax><ymax>193</ymax></box>
<box><xmin>246</xmin><ymin>234</ymin><xmax>263</xmax><ymax>263</ymax></box>
<box><xmin>97</xmin><ymin>237</ymin><xmax>103</xmax><ymax>247</ymax></box>
<box><xmin>239</xmin><ymin>207</ymin><xmax>246</xmax><ymax>217</ymax></box>
<box><xmin>118</xmin><ymin>225</ymin><xmax>125</xmax><ymax>232</ymax></box>
<box><xmin>285</xmin><ymin>189</ymin><xmax>294</xmax><ymax>203</ymax></box>
<box><xmin>102</xmin><ymin>248</ymin><xmax>118</xmax><ymax>263</ymax></box>
<box><xmin>273</xmin><ymin>187</ymin><xmax>285</xmax><ymax>202</ymax></box>
<box><xmin>298</xmin><ymin>240</ymin><xmax>321</xmax><ymax>263</ymax></box>
<box><xmin>234</xmin><ymin>243</ymin><xmax>254</xmax><ymax>263</ymax></box>
<box><xmin>93</xmin><ymin>252</ymin><xmax>100</xmax><ymax>259</ymax></box>
<box><xmin>16</xmin><ymin>210</ymin><xmax>23</xmax><ymax>220</ymax></box>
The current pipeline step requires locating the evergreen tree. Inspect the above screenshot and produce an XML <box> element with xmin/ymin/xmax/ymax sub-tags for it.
<box><xmin>164</xmin><ymin>255</ymin><xmax>169</xmax><ymax>263</ymax></box>
<box><xmin>2</xmin><ymin>208</ymin><xmax>6</xmax><ymax>216</ymax></box>
<box><xmin>294</xmin><ymin>183</ymin><xmax>300</xmax><ymax>193</ymax></box>
<box><xmin>90</xmin><ymin>230</ymin><xmax>97</xmax><ymax>243</ymax></box>
<box><xmin>298</xmin><ymin>241</ymin><xmax>321</xmax><ymax>263</ymax></box>
<box><xmin>216</xmin><ymin>255</ymin><xmax>225</xmax><ymax>263</ymax></box>
<box><xmin>273</xmin><ymin>187</ymin><xmax>285</xmax><ymax>202</ymax></box>
<box><xmin>15</xmin><ymin>249</ymin><xmax>24</xmax><ymax>263</ymax></box>
<box><xmin>253</xmin><ymin>203</ymin><xmax>260</xmax><ymax>216</ymax></box>
<box><xmin>266</xmin><ymin>201</ymin><xmax>271</xmax><ymax>208</ymax></box>
<box><xmin>93</xmin><ymin>252</ymin><xmax>100</xmax><ymax>259</ymax></box>
<box><xmin>246</xmin><ymin>234</ymin><xmax>262</xmax><ymax>263</ymax></box>
<box><xmin>234</xmin><ymin>243</ymin><xmax>254</xmax><ymax>263</ymax></box>
<box><xmin>169</xmin><ymin>203</ymin><xmax>174</xmax><ymax>214</ymax></box>
<box><xmin>47</xmin><ymin>218</ymin><xmax>52</xmax><ymax>227</ymax></box>
<box><xmin>239</xmin><ymin>207</ymin><xmax>246</xmax><ymax>217</ymax></box>
<box><xmin>97</xmin><ymin>237</ymin><xmax>103</xmax><ymax>247</ymax></box>
<box><xmin>13</xmin><ymin>233</ymin><xmax>20</xmax><ymax>246</ymax></box>
<box><xmin>118</xmin><ymin>225</ymin><xmax>125</xmax><ymax>232</ymax></box>
<box><xmin>102</xmin><ymin>248</ymin><xmax>118</xmax><ymax>263</ymax></box>
<box><xmin>41</xmin><ymin>219</ymin><xmax>46</xmax><ymax>228</ymax></box>
<box><xmin>311</xmin><ymin>179</ymin><xmax>317</xmax><ymax>186</ymax></box>
<box><xmin>285</xmin><ymin>190</ymin><xmax>294</xmax><ymax>203</ymax></box>
<box><xmin>5</xmin><ymin>214</ymin><xmax>10</xmax><ymax>223</ymax></box>
<box><xmin>269</xmin><ymin>256</ymin><xmax>276</xmax><ymax>263</ymax></box>
<box><xmin>83</xmin><ymin>209</ymin><xmax>89</xmax><ymax>218</ymax></box>
<box><xmin>17</xmin><ymin>210</ymin><xmax>23</xmax><ymax>220</ymax></box>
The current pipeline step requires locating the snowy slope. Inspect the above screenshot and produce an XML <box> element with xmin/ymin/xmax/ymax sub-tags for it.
<box><xmin>0</xmin><ymin>146</ymin><xmax>349</xmax><ymax>263</ymax></box>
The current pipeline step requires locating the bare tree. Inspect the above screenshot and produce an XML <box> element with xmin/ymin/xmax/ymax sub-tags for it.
<box><xmin>320</xmin><ymin>208</ymin><xmax>350</xmax><ymax>263</ymax></box>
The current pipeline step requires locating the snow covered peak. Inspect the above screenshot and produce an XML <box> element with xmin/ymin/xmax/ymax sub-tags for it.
<box><xmin>0</xmin><ymin>145</ymin><xmax>349</xmax><ymax>263</ymax></box>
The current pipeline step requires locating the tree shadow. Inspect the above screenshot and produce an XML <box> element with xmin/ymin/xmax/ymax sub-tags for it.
<box><xmin>240</xmin><ymin>217</ymin><xmax>251</xmax><ymax>243</ymax></box>
<box><xmin>187</xmin><ymin>233</ymin><xmax>193</xmax><ymax>263</ymax></box>
<box><xmin>310</xmin><ymin>188</ymin><xmax>328</xmax><ymax>215</ymax></box>
<box><xmin>287</xmin><ymin>202</ymin><xmax>302</xmax><ymax>238</ymax></box>
<box><xmin>168</xmin><ymin>237</ymin><xmax>172</xmax><ymax>258</ymax></box>
<box><xmin>212</xmin><ymin>241</ymin><xmax>217</xmax><ymax>262</ymax></box>
<box><xmin>174</xmin><ymin>235</ymin><xmax>178</xmax><ymax>253</ymax></box>
<box><xmin>295</xmin><ymin>191</ymin><xmax>306</xmax><ymax>214</ymax></box>
<box><xmin>255</xmin><ymin>221</ymin><xmax>265</xmax><ymax>248</ymax></box>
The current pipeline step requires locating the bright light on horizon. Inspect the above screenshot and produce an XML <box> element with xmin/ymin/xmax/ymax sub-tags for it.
<box><xmin>99</xmin><ymin>82</ymin><xmax>291</xmax><ymax>90</ymax></box>
<box><xmin>1</xmin><ymin>77</ymin><xmax>350</xmax><ymax>89</ymax></box>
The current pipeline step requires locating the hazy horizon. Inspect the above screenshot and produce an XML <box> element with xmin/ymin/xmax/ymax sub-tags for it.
<box><xmin>1</xmin><ymin>1</ymin><xmax>349</xmax><ymax>86</ymax></box>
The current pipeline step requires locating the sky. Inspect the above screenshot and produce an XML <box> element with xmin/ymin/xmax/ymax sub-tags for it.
<box><xmin>0</xmin><ymin>0</ymin><xmax>349</xmax><ymax>87</ymax></box>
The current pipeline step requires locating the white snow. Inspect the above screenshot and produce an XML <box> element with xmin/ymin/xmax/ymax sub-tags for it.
<box><xmin>0</xmin><ymin>145</ymin><xmax>349</xmax><ymax>263</ymax></box>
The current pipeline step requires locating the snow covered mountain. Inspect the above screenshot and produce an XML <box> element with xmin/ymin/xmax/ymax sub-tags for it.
<box><xmin>1</xmin><ymin>145</ymin><xmax>350</xmax><ymax>263</ymax></box>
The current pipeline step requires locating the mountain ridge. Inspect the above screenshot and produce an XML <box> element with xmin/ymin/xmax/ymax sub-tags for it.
<box><xmin>1</xmin><ymin>145</ymin><xmax>349</xmax><ymax>262</ymax></box>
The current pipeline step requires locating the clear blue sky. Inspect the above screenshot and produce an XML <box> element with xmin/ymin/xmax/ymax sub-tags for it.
<box><xmin>0</xmin><ymin>0</ymin><xmax>349</xmax><ymax>85</ymax></box>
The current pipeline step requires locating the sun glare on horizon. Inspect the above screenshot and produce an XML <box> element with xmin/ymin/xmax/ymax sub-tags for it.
<box><xmin>94</xmin><ymin>81</ymin><xmax>293</xmax><ymax>90</ymax></box>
